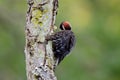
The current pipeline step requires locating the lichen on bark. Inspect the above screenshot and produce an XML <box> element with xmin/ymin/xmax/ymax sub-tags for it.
<box><xmin>25</xmin><ymin>0</ymin><xmax>58</xmax><ymax>80</ymax></box>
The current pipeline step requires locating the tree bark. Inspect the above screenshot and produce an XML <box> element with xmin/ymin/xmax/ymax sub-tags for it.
<box><xmin>25</xmin><ymin>0</ymin><xmax>58</xmax><ymax>80</ymax></box>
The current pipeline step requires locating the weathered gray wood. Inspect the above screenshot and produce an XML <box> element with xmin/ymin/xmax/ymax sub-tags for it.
<box><xmin>25</xmin><ymin>0</ymin><xmax>58</xmax><ymax>80</ymax></box>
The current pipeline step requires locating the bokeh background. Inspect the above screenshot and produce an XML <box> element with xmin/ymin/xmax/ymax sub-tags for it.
<box><xmin>0</xmin><ymin>0</ymin><xmax>120</xmax><ymax>80</ymax></box>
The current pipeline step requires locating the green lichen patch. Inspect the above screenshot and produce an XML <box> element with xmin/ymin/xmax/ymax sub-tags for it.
<box><xmin>42</xmin><ymin>8</ymin><xmax>48</xmax><ymax>14</ymax></box>
<box><xmin>31</xmin><ymin>3</ymin><xmax>49</xmax><ymax>27</ymax></box>
<box><xmin>38</xmin><ymin>21</ymin><xmax>43</xmax><ymax>26</ymax></box>
<box><xmin>32</xmin><ymin>9</ymin><xmax>42</xmax><ymax>17</ymax></box>
<box><xmin>31</xmin><ymin>9</ymin><xmax>43</xmax><ymax>27</ymax></box>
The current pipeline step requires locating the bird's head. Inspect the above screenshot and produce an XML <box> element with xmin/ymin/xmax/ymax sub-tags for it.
<box><xmin>60</xmin><ymin>21</ymin><xmax>71</xmax><ymax>30</ymax></box>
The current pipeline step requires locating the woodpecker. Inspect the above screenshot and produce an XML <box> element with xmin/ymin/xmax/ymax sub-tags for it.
<box><xmin>46</xmin><ymin>21</ymin><xmax>76</xmax><ymax>65</ymax></box>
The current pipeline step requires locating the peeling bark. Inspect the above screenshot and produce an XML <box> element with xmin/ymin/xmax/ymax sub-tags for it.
<box><xmin>25</xmin><ymin>0</ymin><xmax>58</xmax><ymax>80</ymax></box>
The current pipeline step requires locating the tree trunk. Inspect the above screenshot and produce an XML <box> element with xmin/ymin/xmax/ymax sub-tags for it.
<box><xmin>25</xmin><ymin>0</ymin><xmax>58</xmax><ymax>80</ymax></box>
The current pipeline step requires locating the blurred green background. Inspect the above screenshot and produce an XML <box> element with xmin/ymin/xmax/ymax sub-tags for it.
<box><xmin>0</xmin><ymin>0</ymin><xmax>120</xmax><ymax>80</ymax></box>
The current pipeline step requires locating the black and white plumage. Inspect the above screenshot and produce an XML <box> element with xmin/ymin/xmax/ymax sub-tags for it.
<box><xmin>46</xmin><ymin>21</ymin><xmax>76</xmax><ymax>64</ymax></box>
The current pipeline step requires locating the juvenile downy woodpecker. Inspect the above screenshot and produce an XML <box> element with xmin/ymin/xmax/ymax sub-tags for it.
<box><xmin>46</xmin><ymin>21</ymin><xmax>76</xmax><ymax>65</ymax></box>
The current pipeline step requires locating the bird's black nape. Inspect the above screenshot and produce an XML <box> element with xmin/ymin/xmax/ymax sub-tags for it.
<box><xmin>60</xmin><ymin>21</ymin><xmax>71</xmax><ymax>30</ymax></box>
